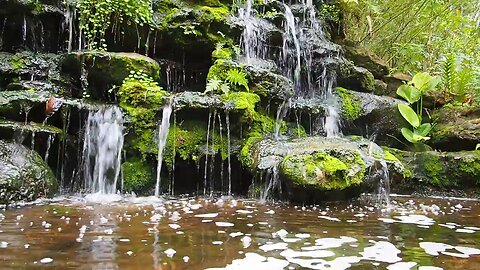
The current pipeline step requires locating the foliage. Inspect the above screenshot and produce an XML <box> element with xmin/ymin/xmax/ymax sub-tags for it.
<box><xmin>340</xmin><ymin>0</ymin><xmax>480</xmax><ymax>92</ymax></box>
<box><xmin>396</xmin><ymin>72</ymin><xmax>439</xmax><ymax>144</ymax></box>
<box><xmin>117</xmin><ymin>71</ymin><xmax>167</xmax><ymax>156</ymax></box>
<box><xmin>440</xmin><ymin>53</ymin><xmax>479</xmax><ymax>103</ymax></box>
<box><xmin>76</xmin><ymin>0</ymin><xmax>153</xmax><ymax>50</ymax></box>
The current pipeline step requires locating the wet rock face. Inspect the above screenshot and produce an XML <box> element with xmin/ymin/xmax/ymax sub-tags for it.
<box><xmin>0</xmin><ymin>140</ymin><xmax>57</xmax><ymax>204</ymax></box>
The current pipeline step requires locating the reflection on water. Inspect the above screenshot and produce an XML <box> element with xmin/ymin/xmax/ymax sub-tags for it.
<box><xmin>0</xmin><ymin>195</ymin><xmax>479</xmax><ymax>269</ymax></box>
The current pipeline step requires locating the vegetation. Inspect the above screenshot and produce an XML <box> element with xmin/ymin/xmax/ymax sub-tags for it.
<box><xmin>396</xmin><ymin>72</ymin><xmax>440</xmax><ymax>144</ymax></box>
<box><xmin>339</xmin><ymin>0</ymin><xmax>480</xmax><ymax>103</ymax></box>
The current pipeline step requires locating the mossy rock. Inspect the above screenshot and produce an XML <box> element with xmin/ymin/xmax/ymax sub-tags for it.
<box><xmin>61</xmin><ymin>52</ymin><xmax>160</xmax><ymax>98</ymax></box>
<box><xmin>385</xmin><ymin>148</ymin><xmax>480</xmax><ymax>191</ymax></box>
<box><xmin>0</xmin><ymin>140</ymin><xmax>57</xmax><ymax>204</ymax></box>
<box><xmin>281</xmin><ymin>150</ymin><xmax>365</xmax><ymax>190</ymax></box>
<box><xmin>429</xmin><ymin>104</ymin><xmax>480</xmax><ymax>151</ymax></box>
<box><xmin>336</xmin><ymin>62</ymin><xmax>375</xmax><ymax>93</ymax></box>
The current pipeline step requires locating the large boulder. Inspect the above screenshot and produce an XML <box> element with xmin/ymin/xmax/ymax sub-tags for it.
<box><xmin>343</xmin><ymin>45</ymin><xmax>389</xmax><ymax>79</ymax></box>
<box><xmin>0</xmin><ymin>140</ymin><xmax>57</xmax><ymax>204</ymax></box>
<box><xmin>244</xmin><ymin>136</ymin><xmax>405</xmax><ymax>201</ymax></box>
<box><xmin>429</xmin><ymin>104</ymin><xmax>480</xmax><ymax>151</ymax></box>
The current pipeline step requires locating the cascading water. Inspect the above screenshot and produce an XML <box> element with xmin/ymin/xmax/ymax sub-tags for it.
<box><xmin>283</xmin><ymin>4</ymin><xmax>302</xmax><ymax>90</ymax></box>
<box><xmin>155</xmin><ymin>102</ymin><xmax>173</xmax><ymax>197</ymax></box>
<box><xmin>82</xmin><ymin>106</ymin><xmax>124</xmax><ymax>194</ymax></box>
<box><xmin>238</xmin><ymin>0</ymin><xmax>270</xmax><ymax>63</ymax></box>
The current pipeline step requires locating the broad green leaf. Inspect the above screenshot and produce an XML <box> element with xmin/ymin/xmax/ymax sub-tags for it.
<box><xmin>396</xmin><ymin>84</ymin><xmax>421</xmax><ymax>104</ymax></box>
<box><xmin>415</xmin><ymin>123</ymin><xmax>432</xmax><ymax>137</ymax></box>
<box><xmin>412</xmin><ymin>72</ymin><xmax>433</xmax><ymax>91</ymax></box>
<box><xmin>476</xmin><ymin>144</ymin><xmax>480</xmax><ymax>150</ymax></box>
<box><xmin>412</xmin><ymin>133</ymin><xmax>430</xmax><ymax>142</ymax></box>
<box><xmin>423</xmin><ymin>76</ymin><xmax>441</xmax><ymax>92</ymax></box>
<box><xmin>401</xmin><ymin>128</ymin><xmax>417</xmax><ymax>143</ymax></box>
<box><xmin>398</xmin><ymin>104</ymin><xmax>420</xmax><ymax>128</ymax></box>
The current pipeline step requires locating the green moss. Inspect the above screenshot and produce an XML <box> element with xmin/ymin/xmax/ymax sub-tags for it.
<box><xmin>222</xmin><ymin>91</ymin><xmax>260</xmax><ymax>118</ymax></box>
<box><xmin>280</xmin><ymin>150</ymin><xmax>366</xmax><ymax>190</ymax></box>
<box><xmin>416</xmin><ymin>152</ymin><xmax>449</xmax><ymax>186</ymax></box>
<box><xmin>336</xmin><ymin>87</ymin><xmax>363</xmax><ymax>121</ymax></box>
<box><xmin>122</xmin><ymin>160</ymin><xmax>154</xmax><ymax>194</ymax></box>
<box><xmin>163</xmin><ymin>120</ymin><xmax>229</xmax><ymax>168</ymax></box>
<box><xmin>117</xmin><ymin>78</ymin><xmax>167</xmax><ymax>156</ymax></box>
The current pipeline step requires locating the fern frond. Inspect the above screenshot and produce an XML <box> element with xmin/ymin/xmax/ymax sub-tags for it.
<box><xmin>205</xmin><ymin>78</ymin><xmax>222</xmax><ymax>93</ymax></box>
<box><xmin>226</xmin><ymin>69</ymin><xmax>249</xmax><ymax>91</ymax></box>
<box><xmin>442</xmin><ymin>53</ymin><xmax>457</xmax><ymax>94</ymax></box>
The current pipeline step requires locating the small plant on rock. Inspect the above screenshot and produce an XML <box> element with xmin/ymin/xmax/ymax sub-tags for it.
<box><xmin>396</xmin><ymin>72</ymin><xmax>440</xmax><ymax>144</ymax></box>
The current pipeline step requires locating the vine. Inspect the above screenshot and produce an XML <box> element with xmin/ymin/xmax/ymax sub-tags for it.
<box><xmin>76</xmin><ymin>0</ymin><xmax>154</xmax><ymax>50</ymax></box>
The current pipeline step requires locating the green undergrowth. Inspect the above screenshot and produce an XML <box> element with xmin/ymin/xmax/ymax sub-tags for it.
<box><xmin>122</xmin><ymin>159</ymin><xmax>155</xmax><ymax>194</ymax></box>
<box><xmin>117</xmin><ymin>71</ymin><xmax>167</xmax><ymax>157</ymax></box>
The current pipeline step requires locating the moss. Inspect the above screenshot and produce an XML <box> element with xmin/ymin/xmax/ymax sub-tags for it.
<box><xmin>163</xmin><ymin>120</ymin><xmax>229</xmax><ymax>168</ymax></box>
<box><xmin>117</xmin><ymin>79</ymin><xmax>167</xmax><ymax>156</ymax></box>
<box><xmin>415</xmin><ymin>152</ymin><xmax>449</xmax><ymax>186</ymax></box>
<box><xmin>222</xmin><ymin>91</ymin><xmax>260</xmax><ymax>118</ymax></box>
<box><xmin>336</xmin><ymin>87</ymin><xmax>363</xmax><ymax>121</ymax></box>
<box><xmin>280</xmin><ymin>150</ymin><xmax>366</xmax><ymax>190</ymax></box>
<box><xmin>122</xmin><ymin>160</ymin><xmax>154</xmax><ymax>194</ymax></box>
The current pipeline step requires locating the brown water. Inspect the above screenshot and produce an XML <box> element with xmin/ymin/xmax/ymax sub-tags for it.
<box><xmin>0</xmin><ymin>195</ymin><xmax>479</xmax><ymax>269</ymax></box>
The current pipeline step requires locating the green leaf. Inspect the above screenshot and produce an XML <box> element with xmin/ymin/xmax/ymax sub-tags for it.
<box><xmin>424</xmin><ymin>76</ymin><xmax>441</xmax><ymax>92</ymax></box>
<box><xmin>396</xmin><ymin>84</ymin><xmax>421</xmax><ymax>104</ymax></box>
<box><xmin>476</xmin><ymin>144</ymin><xmax>480</xmax><ymax>150</ymax></box>
<box><xmin>412</xmin><ymin>72</ymin><xmax>433</xmax><ymax>91</ymax></box>
<box><xmin>220</xmin><ymin>83</ymin><xmax>230</xmax><ymax>95</ymax></box>
<box><xmin>415</xmin><ymin>123</ymin><xmax>432</xmax><ymax>137</ymax></box>
<box><xmin>398</xmin><ymin>104</ymin><xmax>420</xmax><ymax>128</ymax></box>
<box><xmin>205</xmin><ymin>78</ymin><xmax>222</xmax><ymax>93</ymax></box>
<box><xmin>401</xmin><ymin>128</ymin><xmax>417</xmax><ymax>143</ymax></box>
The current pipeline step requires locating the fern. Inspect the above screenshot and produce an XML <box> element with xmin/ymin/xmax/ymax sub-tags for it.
<box><xmin>226</xmin><ymin>69</ymin><xmax>249</xmax><ymax>91</ymax></box>
<box><xmin>205</xmin><ymin>78</ymin><xmax>222</xmax><ymax>93</ymax></box>
<box><xmin>442</xmin><ymin>53</ymin><xmax>456</xmax><ymax>95</ymax></box>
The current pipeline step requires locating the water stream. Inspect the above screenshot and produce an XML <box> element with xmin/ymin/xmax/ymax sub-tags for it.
<box><xmin>155</xmin><ymin>102</ymin><xmax>173</xmax><ymax>197</ymax></box>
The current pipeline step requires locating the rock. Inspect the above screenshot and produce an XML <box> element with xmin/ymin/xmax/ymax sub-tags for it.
<box><xmin>245</xmin><ymin>65</ymin><xmax>295</xmax><ymax>100</ymax></box>
<box><xmin>61</xmin><ymin>52</ymin><xmax>160</xmax><ymax>99</ymax></box>
<box><xmin>429</xmin><ymin>104</ymin><xmax>480</xmax><ymax>151</ymax></box>
<box><xmin>0</xmin><ymin>140</ymin><xmax>57</xmax><ymax>203</ymax></box>
<box><xmin>384</xmin><ymin>73</ymin><xmax>411</xmax><ymax>97</ymax></box>
<box><xmin>336</xmin><ymin>63</ymin><xmax>376</xmax><ymax>93</ymax></box>
<box><xmin>245</xmin><ymin>136</ymin><xmax>405</xmax><ymax>201</ymax></box>
<box><xmin>386</xmin><ymin>148</ymin><xmax>480</xmax><ymax>192</ymax></box>
<box><xmin>343</xmin><ymin>45</ymin><xmax>389</xmax><ymax>79</ymax></box>
<box><xmin>373</xmin><ymin>79</ymin><xmax>388</xmax><ymax>96</ymax></box>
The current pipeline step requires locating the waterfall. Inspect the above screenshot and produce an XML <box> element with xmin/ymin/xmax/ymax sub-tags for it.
<box><xmin>154</xmin><ymin>102</ymin><xmax>173</xmax><ymax>197</ymax></box>
<box><xmin>274</xmin><ymin>99</ymin><xmax>291</xmax><ymax>140</ymax></box>
<box><xmin>376</xmin><ymin>160</ymin><xmax>391</xmax><ymax>208</ymax></box>
<box><xmin>238</xmin><ymin>0</ymin><xmax>269</xmax><ymax>63</ymax></box>
<box><xmin>260</xmin><ymin>164</ymin><xmax>281</xmax><ymax>203</ymax></box>
<box><xmin>82</xmin><ymin>106</ymin><xmax>124</xmax><ymax>194</ymax></box>
<box><xmin>283</xmin><ymin>4</ymin><xmax>302</xmax><ymax>91</ymax></box>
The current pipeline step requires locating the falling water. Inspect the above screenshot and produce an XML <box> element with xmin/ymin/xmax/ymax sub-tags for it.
<box><xmin>376</xmin><ymin>160</ymin><xmax>391</xmax><ymax>208</ymax></box>
<box><xmin>82</xmin><ymin>106</ymin><xmax>124</xmax><ymax>194</ymax></box>
<box><xmin>274</xmin><ymin>99</ymin><xmax>291</xmax><ymax>140</ymax></box>
<box><xmin>283</xmin><ymin>4</ymin><xmax>302</xmax><ymax>90</ymax></box>
<box><xmin>44</xmin><ymin>134</ymin><xmax>54</xmax><ymax>163</ymax></box>
<box><xmin>155</xmin><ymin>102</ymin><xmax>173</xmax><ymax>197</ymax></box>
<box><xmin>66</xmin><ymin>5</ymin><xmax>75</xmax><ymax>53</ymax></box>
<box><xmin>22</xmin><ymin>15</ymin><xmax>26</xmax><ymax>45</ymax></box>
<box><xmin>203</xmin><ymin>111</ymin><xmax>212</xmax><ymax>195</ymax></box>
<box><xmin>225</xmin><ymin>111</ymin><xmax>232</xmax><ymax>195</ymax></box>
<box><xmin>238</xmin><ymin>0</ymin><xmax>269</xmax><ymax>62</ymax></box>
<box><xmin>260</xmin><ymin>164</ymin><xmax>281</xmax><ymax>203</ymax></box>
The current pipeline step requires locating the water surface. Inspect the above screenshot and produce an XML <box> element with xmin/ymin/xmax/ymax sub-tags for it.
<box><xmin>0</xmin><ymin>195</ymin><xmax>479</xmax><ymax>269</ymax></box>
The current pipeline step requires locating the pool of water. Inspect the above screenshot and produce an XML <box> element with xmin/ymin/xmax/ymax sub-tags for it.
<box><xmin>0</xmin><ymin>195</ymin><xmax>479</xmax><ymax>269</ymax></box>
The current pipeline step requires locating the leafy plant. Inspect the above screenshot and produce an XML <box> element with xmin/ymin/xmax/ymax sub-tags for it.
<box><xmin>476</xmin><ymin>144</ymin><xmax>480</xmax><ymax>150</ymax></box>
<box><xmin>226</xmin><ymin>69</ymin><xmax>249</xmax><ymax>91</ymax></box>
<box><xmin>76</xmin><ymin>0</ymin><xmax>153</xmax><ymax>50</ymax></box>
<box><xmin>205</xmin><ymin>77</ymin><xmax>230</xmax><ymax>95</ymax></box>
<box><xmin>441</xmin><ymin>53</ymin><xmax>478</xmax><ymax>103</ymax></box>
<box><xmin>396</xmin><ymin>72</ymin><xmax>440</xmax><ymax>144</ymax></box>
